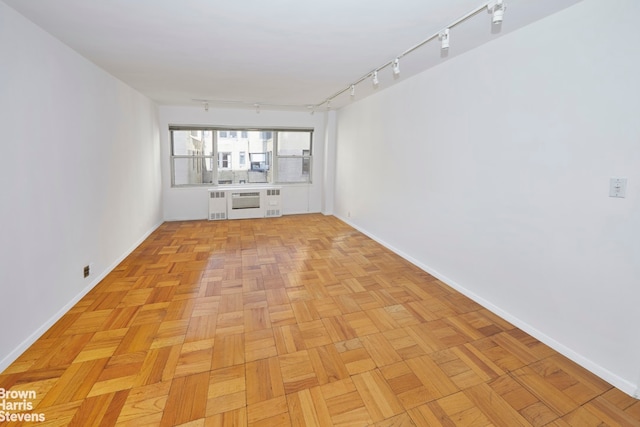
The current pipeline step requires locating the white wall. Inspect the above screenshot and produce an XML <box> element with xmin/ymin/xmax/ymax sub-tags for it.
<box><xmin>0</xmin><ymin>2</ymin><xmax>163</xmax><ymax>370</ymax></box>
<box><xmin>334</xmin><ymin>0</ymin><xmax>640</xmax><ymax>397</ymax></box>
<box><xmin>158</xmin><ymin>106</ymin><xmax>327</xmax><ymax>220</ymax></box>
<box><xmin>322</xmin><ymin>111</ymin><xmax>338</xmax><ymax>215</ymax></box>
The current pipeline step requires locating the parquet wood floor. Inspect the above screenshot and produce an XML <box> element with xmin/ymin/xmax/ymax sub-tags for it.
<box><xmin>1</xmin><ymin>214</ymin><xmax>639</xmax><ymax>426</ymax></box>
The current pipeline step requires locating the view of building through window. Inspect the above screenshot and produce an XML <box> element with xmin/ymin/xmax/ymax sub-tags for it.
<box><xmin>217</xmin><ymin>131</ymin><xmax>273</xmax><ymax>184</ymax></box>
<box><xmin>170</xmin><ymin>128</ymin><xmax>312</xmax><ymax>186</ymax></box>
<box><xmin>171</xmin><ymin>130</ymin><xmax>214</xmax><ymax>186</ymax></box>
<box><xmin>276</xmin><ymin>132</ymin><xmax>312</xmax><ymax>183</ymax></box>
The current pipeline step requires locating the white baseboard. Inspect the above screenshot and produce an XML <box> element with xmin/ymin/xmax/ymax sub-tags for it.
<box><xmin>164</xmin><ymin>212</ymin><xmax>321</xmax><ymax>222</ymax></box>
<box><xmin>0</xmin><ymin>220</ymin><xmax>164</xmax><ymax>373</ymax></box>
<box><xmin>335</xmin><ymin>215</ymin><xmax>639</xmax><ymax>399</ymax></box>
<box><xmin>283</xmin><ymin>210</ymin><xmax>319</xmax><ymax>216</ymax></box>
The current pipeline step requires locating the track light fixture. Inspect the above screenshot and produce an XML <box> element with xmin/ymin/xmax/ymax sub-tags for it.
<box><xmin>439</xmin><ymin>28</ymin><xmax>450</xmax><ymax>50</ymax></box>
<box><xmin>197</xmin><ymin>1</ymin><xmax>508</xmax><ymax>112</ymax></box>
<box><xmin>315</xmin><ymin>2</ymin><xmax>505</xmax><ymax>110</ymax></box>
<box><xmin>488</xmin><ymin>0</ymin><xmax>505</xmax><ymax>24</ymax></box>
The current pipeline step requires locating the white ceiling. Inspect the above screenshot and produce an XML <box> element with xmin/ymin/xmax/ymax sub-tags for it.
<box><xmin>4</xmin><ymin>0</ymin><xmax>581</xmax><ymax>111</ymax></box>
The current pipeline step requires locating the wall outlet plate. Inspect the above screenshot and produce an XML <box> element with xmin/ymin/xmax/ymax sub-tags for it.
<box><xmin>609</xmin><ymin>177</ymin><xmax>627</xmax><ymax>198</ymax></box>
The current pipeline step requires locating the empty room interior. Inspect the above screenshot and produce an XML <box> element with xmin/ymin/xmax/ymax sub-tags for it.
<box><xmin>1</xmin><ymin>0</ymin><xmax>639</xmax><ymax>425</ymax></box>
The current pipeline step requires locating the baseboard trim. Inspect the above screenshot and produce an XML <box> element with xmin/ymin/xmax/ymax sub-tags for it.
<box><xmin>164</xmin><ymin>212</ymin><xmax>321</xmax><ymax>222</ymax></box>
<box><xmin>335</xmin><ymin>215</ymin><xmax>639</xmax><ymax>399</ymax></box>
<box><xmin>0</xmin><ymin>220</ymin><xmax>164</xmax><ymax>373</ymax></box>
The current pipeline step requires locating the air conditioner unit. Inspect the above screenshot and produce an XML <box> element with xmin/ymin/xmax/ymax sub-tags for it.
<box><xmin>228</xmin><ymin>191</ymin><xmax>264</xmax><ymax>219</ymax></box>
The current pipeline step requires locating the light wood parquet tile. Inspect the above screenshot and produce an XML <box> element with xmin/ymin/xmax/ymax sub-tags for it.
<box><xmin>246</xmin><ymin>395</ymin><xmax>288</xmax><ymax>425</ymax></box>
<box><xmin>0</xmin><ymin>214</ymin><xmax>638</xmax><ymax>426</ymax></box>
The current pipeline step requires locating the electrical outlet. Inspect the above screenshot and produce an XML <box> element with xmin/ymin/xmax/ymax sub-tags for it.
<box><xmin>83</xmin><ymin>265</ymin><xmax>90</xmax><ymax>278</ymax></box>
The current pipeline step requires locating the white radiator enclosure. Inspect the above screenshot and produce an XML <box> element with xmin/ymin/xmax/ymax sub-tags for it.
<box><xmin>208</xmin><ymin>190</ymin><xmax>227</xmax><ymax>220</ymax></box>
<box><xmin>208</xmin><ymin>186</ymin><xmax>282</xmax><ymax>220</ymax></box>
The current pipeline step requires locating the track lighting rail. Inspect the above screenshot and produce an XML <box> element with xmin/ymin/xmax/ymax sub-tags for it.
<box><xmin>196</xmin><ymin>1</ymin><xmax>503</xmax><ymax>113</ymax></box>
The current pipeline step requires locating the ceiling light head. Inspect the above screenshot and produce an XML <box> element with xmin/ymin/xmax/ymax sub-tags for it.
<box><xmin>372</xmin><ymin>70</ymin><xmax>379</xmax><ymax>86</ymax></box>
<box><xmin>204</xmin><ymin>102</ymin><xmax>209</xmax><ymax>112</ymax></box>
<box><xmin>488</xmin><ymin>0</ymin><xmax>505</xmax><ymax>24</ymax></box>
<box><xmin>392</xmin><ymin>58</ymin><xmax>400</xmax><ymax>76</ymax></box>
<box><xmin>439</xmin><ymin>28</ymin><xmax>450</xmax><ymax>50</ymax></box>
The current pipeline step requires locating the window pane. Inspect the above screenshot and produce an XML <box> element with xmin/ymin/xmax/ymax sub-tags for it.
<box><xmin>277</xmin><ymin>132</ymin><xmax>311</xmax><ymax>155</ymax></box>
<box><xmin>217</xmin><ymin>130</ymin><xmax>273</xmax><ymax>184</ymax></box>
<box><xmin>277</xmin><ymin>157</ymin><xmax>311</xmax><ymax>183</ymax></box>
<box><xmin>173</xmin><ymin>158</ymin><xmax>214</xmax><ymax>185</ymax></box>
<box><xmin>172</xmin><ymin>130</ymin><xmax>213</xmax><ymax>156</ymax></box>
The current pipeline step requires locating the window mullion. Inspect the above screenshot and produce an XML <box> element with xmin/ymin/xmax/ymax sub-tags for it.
<box><xmin>273</xmin><ymin>132</ymin><xmax>279</xmax><ymax>183</ymax></box>
<box><xmin>213</xmin><ymin>130</ymin><xmax>219</xmax><ymax>186</ymax></box>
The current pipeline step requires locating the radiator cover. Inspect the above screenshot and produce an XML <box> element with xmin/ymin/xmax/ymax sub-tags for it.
<box><xmin>208</xmin><ymin>186</ymin><xmax>281</xmax><ymax>220</ymax></box>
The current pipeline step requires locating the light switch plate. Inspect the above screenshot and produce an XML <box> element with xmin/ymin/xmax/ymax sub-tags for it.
<box><xmin>609</xmin><ymin>177</ymin><xmax>627</xmax><ymax>198</ymax></box>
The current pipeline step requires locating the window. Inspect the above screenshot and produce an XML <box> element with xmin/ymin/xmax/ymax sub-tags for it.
<box><xmin>170</xmin><ymin>129</ymin><xmax>214</xmax><ymax>185</ymax></box>
<box><xmin>276</xmin><ymin>131</ymin><xmax>312</xmax><ymax>183</ymax></box>
<box><xmin>250</xmin><ymin>153</ymin><xmax>269</xmax><ymax>171</ymax></box>
<box><xmin>170</xmin><ymin>127</ymin><xmax>312</xmax><ymax>186</ymax></box>
<box><xmin>218</xmin><ymin>130</ymin><xmax>272</xmax><ymax>184</ymax></box>
<box><xmin>218</xmin><ymin>152</ymin><xmax>231</xmax><ymax>169</ymax></box>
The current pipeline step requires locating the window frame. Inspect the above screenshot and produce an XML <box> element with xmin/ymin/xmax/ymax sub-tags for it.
<box><xmin>170</xmin><ymin>128</ymin><xmax>216</xmax><ymax>187</ymax></box>
<box><xmin>169</xmin><ymin>125</ymin><xmax>313</xmax><ymax>187</ymax></box>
